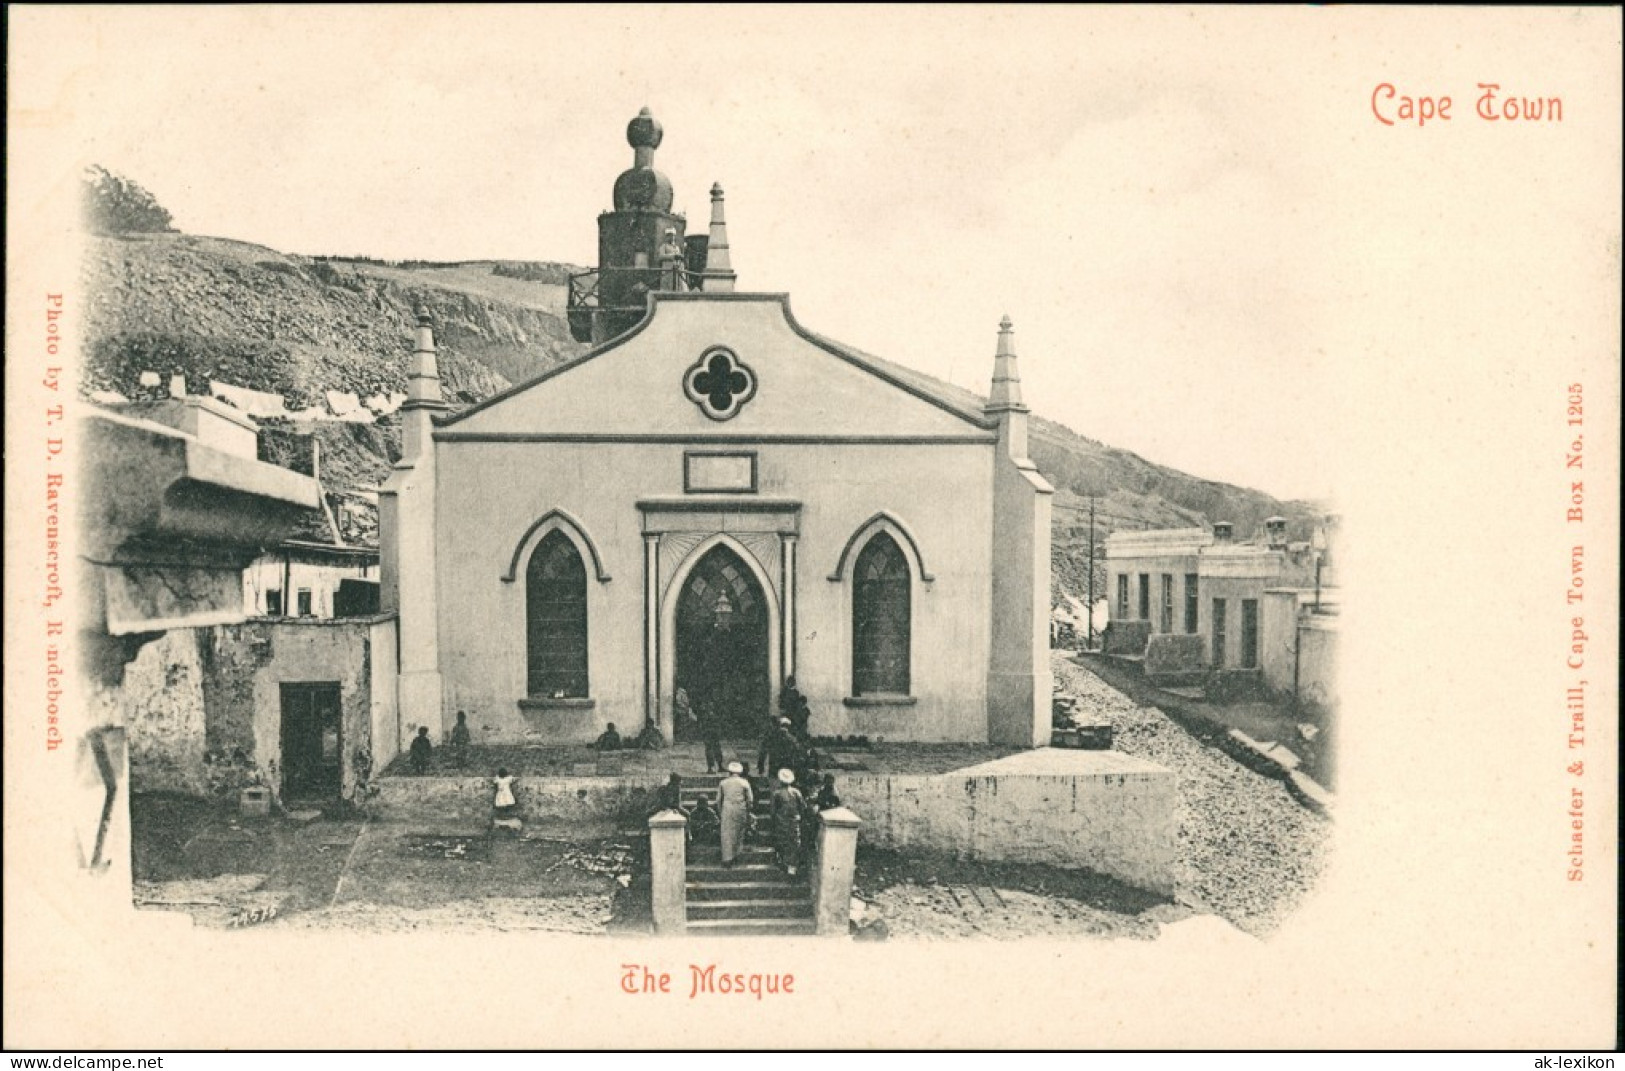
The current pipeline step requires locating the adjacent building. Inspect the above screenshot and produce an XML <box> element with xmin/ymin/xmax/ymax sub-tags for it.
<box><xmin>88</xmin><ymin>395</ymin><xmax>399</xmax><ymax>807</ymax></box>
<box><xmin>1104</xmin><ymin>516</ymin><xmax>1338</xmax><ymax>702</ymax></box>
<box><xmin>74</xmin><ymin>394</ymin><xmax>322</xmax><ymax>904</ymax></box>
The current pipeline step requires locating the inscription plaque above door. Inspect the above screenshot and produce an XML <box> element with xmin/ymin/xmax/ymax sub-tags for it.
<box><xmin>684</xmin><ymin>450</ymin><xmax>757</xmax><ymax>493</ymax></box>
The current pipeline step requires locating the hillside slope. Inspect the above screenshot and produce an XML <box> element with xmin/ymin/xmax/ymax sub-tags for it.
<box><xmin>80</xmin><ymin>231</ymin><xmax>1323</xmax><ymax>605</ymax></box>
<box><xmin>82</xmin><ymin>233</ymin><xmax>584</xmax><ymax>408</ymax></box>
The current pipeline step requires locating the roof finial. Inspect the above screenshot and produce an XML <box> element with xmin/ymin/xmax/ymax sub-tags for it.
<box><xmin>987</xmin><ymin>315</ymin><xmax>1027</xmax><ymax>411</ymax></box>
<box><xmin>627</xmin><ymin>106</ymin><xmax>663</xmax><ymax>156</ymax></box>
<box><xmin>701</xmin><ymin>181</ymin><xmax>737</xmax><ymax>292</ymax></box>
<box><xmin>613</xmin><ymin>107</ymin><xmax>674</xmax><ymax>211</ymax></box>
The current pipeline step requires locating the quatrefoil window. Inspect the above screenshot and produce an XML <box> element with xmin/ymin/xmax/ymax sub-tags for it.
<box><xmin>682</xmin><ymin>346</ymin><xmax>757</xmax><ymax>421</ymax></box>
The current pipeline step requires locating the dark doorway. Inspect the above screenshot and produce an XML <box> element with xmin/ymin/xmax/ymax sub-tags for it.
<box><xmin>280</xmin><ymin>682</ymin><xmax>342</xmax><ymax>800</ymax></box>
<box><xmin>675</xmin><ymin>545</ymin><xmax>770</xmax><ymax>739</ymax></box>
<box><xmin>1241</xmin><ymin>599</ymin><xmax>1260</xmax><ymax>669</ymax></box>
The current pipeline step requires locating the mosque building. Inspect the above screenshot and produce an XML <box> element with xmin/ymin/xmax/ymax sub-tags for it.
<box><xmin>380</xmin><ymin>109</ymin><xmax>1055</xmax><ymax>748</ymax></box>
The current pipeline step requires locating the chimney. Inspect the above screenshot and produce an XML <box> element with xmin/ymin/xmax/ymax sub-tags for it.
<box><xmin>1264</xmin><ymin>516</ymin><xmax>1288</xmax><ymax>549</ymax></box>
<box><xmin>1213</xmin><ymin>521</ymin><xmax>1233</xmax><ymax>543</ymax></box>
<box><xmin>700</xmin><ymin>182</ymin><xmax>736</xmax><ymax>292</ymax></box>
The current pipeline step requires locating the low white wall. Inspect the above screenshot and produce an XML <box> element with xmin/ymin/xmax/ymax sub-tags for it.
<box><xmin>837</xmin><ymin>749</ymin><xmax>1177</xmax><ymax>896</ymax></box>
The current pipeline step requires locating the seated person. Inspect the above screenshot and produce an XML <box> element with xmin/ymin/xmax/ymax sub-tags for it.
<box><xmin>812</xmin><ymin>773</ymin><xmax>841</xmax><ymax>811</ymax></box>
<box><xmin>636</xmin><ymin>720</ymin><xmax>665</xmax><ymax>750</ymax></box>
<box><xmin>648</xmin><ymin>773</ymin><xmax>684</xmax><ymax>817</ymax></box>
<box><xmin>687</xmin><ymin>795</ymin><xmax>720</xmax><ymax>846</ymax></box>
<box><xmin>593</xmin><ymin>722</ymin><xmax>622</xmax><ymax>752</ymax></box>
<box><xmin>408</xmin><ymin>725</ymin><xmax>433</xmax><ymax>774</ymax></box>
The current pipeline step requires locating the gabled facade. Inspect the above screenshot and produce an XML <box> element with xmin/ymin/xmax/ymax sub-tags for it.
<box><xmin>380</xmin><ymin>111</ymin><xmax>1053</xmax><ymax>749</ymax></box>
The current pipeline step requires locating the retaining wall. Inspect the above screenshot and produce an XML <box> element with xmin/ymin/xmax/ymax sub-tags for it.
<box><xmin>371</xmin><ymin>748</ymin><xmax>1178</xmax><ymax>896</ymax></box>
<box><xmin>837</xmin><ymin>750</ymin><xmax>1177</xmax><ymax>896</ymax></box>
<box><xmin>371</xmin><ymin>774</ymin><xmax>658</xmax><ymax>834</ymax></box>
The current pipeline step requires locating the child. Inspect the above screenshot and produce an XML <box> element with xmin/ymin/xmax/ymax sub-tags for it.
<box><xmin>408</xmin><ymin>725</ymin><xmax>432</xmax><ymax>774</ymax></box>
<box><xmin>450</xmin><ymin>711</ymin><xmax>472</xmax><ymax>769</ymax></box>
<box><xmin>492</xmin><ymin>767</ymin><xmax>520</xmax><ymax>832</ymax></box>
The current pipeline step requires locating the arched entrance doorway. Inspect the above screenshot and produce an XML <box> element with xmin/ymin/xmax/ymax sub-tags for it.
<box><xmin>674</xmin><ymin>544</ymin><xmax>770</xmax><ymax>740</ymax></box>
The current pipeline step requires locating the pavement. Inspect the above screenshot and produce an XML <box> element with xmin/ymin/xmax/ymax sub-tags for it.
<box><xmin>132</xmin><ymin>796</ymin><xmax>635</xmax><ymax>933</ymax></box>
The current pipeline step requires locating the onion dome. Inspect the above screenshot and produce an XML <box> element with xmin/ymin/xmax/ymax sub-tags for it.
<box><xmin>613</xmin><ymin>107</ymin><xmax>675</xmax><ymax>212</ymax></box>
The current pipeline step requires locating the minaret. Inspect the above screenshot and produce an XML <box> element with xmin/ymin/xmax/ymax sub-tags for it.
<box><xmin>984</xmin><ymin>314</ymin><xmax>1054</xmax><ymax>748</ymax></box>
<box><xmin>401</xmin><ymin>307</ymin><xmax>447</xmax><ymax>461</ymax></box>
<box><xmin>985</xmin><ymin>315</ymin><xmax>1034</xmax><ymax>469</ymax></box>
<box><xmin>700</xmin><ymin>182</ymin><xmax>737</xmax><ymax>292</ymax></box>
<box><xmin>380</xmin><ymin>306</ymin><xmax>446</xmax><ymax>750</ymax></box>
<box><xmin>572</xmin><ymin>107</ymin><xmax>691</xmax><ymax>342</ymax></box>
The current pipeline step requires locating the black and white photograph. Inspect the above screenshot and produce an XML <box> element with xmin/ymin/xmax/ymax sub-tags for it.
<box><xmin>5</xmin><ymin>5</ymin><xmax>1618</xmax><ymax>1052</ymax></box>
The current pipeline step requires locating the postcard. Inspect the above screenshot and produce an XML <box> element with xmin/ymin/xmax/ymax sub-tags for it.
<box><xmin>4</xmin><ymin>6</ymin><xmax>1618</xmax><ymax>1051</ymax></box>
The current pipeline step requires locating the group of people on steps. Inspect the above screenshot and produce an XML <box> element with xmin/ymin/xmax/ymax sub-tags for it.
<box><xmin>410</xmin><ymin>677</ymin><xmax>843</xmax><ymax>876</ymax></box>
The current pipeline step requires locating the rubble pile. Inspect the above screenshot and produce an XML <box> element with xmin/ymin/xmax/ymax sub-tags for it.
<box><xmin>549</xmin><ymin>842</ymin><xmax>636</xmax><ymax>884</ymax></box>
<box><xmin>1054</xmin><ymin>654</ymin><xmax>1331</xmax><ymax>936</ymax></box>
<box><xmin>864</xmin><ymin>882</ymin><xmax>1160</xmax><ymax>941</ymax></box>
<box><xmin>401</xmin><ymin>833</ymin><xmax>489</xmax><ymax>862</ymax></box>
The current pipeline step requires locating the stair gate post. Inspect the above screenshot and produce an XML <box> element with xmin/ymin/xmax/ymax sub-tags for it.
<box><xmin>811</xmin><ymin>807</ymin><xmax>861</xmax><ymax>936</ymax></box>
<box><xmin>648</xmin><ymin>809</ymin><xmax>688</xmax><ymax>935</ymax></box>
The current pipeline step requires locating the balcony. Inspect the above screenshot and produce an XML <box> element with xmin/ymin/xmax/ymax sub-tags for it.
<box><xmin>567</xmin><ymin>265</ymin><xmax>706</xmax><ymax>343</ymax></box>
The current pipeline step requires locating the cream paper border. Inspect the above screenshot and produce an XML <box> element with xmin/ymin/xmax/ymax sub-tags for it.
<box><xmin>5</xmin><ymin>6</ymin><xmax>1619</xmax><ymax>1050</ymax></box>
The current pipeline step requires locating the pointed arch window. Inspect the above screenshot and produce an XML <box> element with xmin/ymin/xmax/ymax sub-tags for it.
<box><xmin>527</xmin><ymin>530</ymin><xmax>588</xmax><ymax>698</ymax></box>
<box><xmin>853</xmin><ymin>532</ymin><xmax>911</xmax><ymax>696</ymax></box>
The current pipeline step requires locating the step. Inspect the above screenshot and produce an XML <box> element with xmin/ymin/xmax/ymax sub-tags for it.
<box><xmin>684</xmin><ymin>917</ymin><xmax>818</xmax><ymax>937</ymax></box>
<box><xmin>686</xmin><ymin>879</ymin><xmax>808</xmax><ymax>901</ymax></box>
<box><xmin>688</xmin><ymin>845</ymin><xmax>774</xmax><ymax>864</ymax></box>
<box><xmin>687</xmin><ymin>898</ymin><xmax>813</xmax><ymax>921</ymax></box>
<box><xmin>685</xmin><ymin>863</ymin><xmax>794</xmax><ymax>882</ymax></box>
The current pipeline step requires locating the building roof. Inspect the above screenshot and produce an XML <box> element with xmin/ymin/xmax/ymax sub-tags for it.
<box><xmin>436</xmin><ymin>292</ymin><xmax>998</xmax><ymax>432</ymax></box>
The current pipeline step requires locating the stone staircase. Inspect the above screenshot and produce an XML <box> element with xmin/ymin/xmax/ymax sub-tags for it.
<box><xmin>680</xmin><ymin>775</ymin><xmax>815</xmax><ymax>936</ymax></box>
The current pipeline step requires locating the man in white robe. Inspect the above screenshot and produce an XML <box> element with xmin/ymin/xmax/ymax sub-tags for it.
<box><xmin>717</xmin><ymin>761</ymin><xmax>754</xmax><ymax>867</ymax></box>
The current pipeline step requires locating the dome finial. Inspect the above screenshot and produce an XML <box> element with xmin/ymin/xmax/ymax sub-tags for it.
<box><xmin>627</xmin><ymin>107</ymin><xmax>663</xmax><ymax>151</ymax></box>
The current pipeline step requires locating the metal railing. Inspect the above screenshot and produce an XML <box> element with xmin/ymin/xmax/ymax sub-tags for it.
<box><xmin>568</xmin><ymin>265</ymin><xmax>709</xmax><ymax>342</ymax></box>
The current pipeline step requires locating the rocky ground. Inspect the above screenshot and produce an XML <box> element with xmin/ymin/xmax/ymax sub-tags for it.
<box><xmin>1053</xmin><ymin>653</ymin><xmax>1332</xmax><ymax>936</ymax></box>
<box><xmin>852</xmin><ymin>847</ymin><xmax>1183</xmax><ymax>941</ymax></box>
<box><xmin>132</xmin><ymin>798</ymin><xmax>629</xmax><ymax>934</ymax></box>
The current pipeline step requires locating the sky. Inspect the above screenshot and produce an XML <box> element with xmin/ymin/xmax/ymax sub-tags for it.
<box><xmin>12</xmin><ymin>6</ymin><xmax>1621</xmax><ymax>502</ymax></box>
